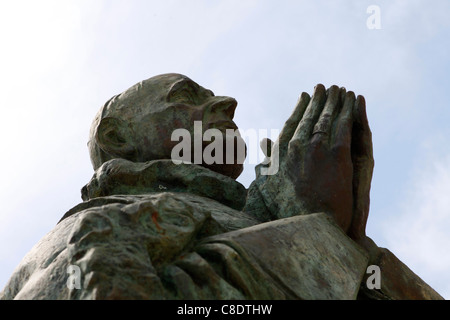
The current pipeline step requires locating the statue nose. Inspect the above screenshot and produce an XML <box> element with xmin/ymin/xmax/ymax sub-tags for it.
<box><xmin>210</xmin><ymin>96</ymin><xmax>238</xmax><ymax>119</ymax></box>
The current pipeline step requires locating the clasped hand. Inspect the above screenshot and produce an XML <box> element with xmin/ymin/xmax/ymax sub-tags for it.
<box><xmin>255</xmin><ymin>84</ymin><xmax>374</xmax><ymax>241</ymax></box>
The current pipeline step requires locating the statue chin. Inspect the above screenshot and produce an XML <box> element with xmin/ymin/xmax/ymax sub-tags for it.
<box><xmin>200</xmin><ymin>135</ymin><xmax>246</xmax><ymax>180</ymax></box>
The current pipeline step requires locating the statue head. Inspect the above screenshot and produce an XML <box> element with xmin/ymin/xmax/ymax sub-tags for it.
<box><xmin>88</xmin><ymin>73</ymin><xmax>244</xmax><ymax>179</ymax></box>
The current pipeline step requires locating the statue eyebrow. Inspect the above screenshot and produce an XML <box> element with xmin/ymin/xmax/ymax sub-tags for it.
<box><xmin>167</xmin><ymin>78</ymin><xmax>198</xmax><ymax>98</ymax></box>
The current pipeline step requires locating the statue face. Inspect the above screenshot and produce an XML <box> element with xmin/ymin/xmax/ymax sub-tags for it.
<box><xmin>127</xmin><ymin>74</ymin><xmax>245</xmax><ymax>179</ymax></box>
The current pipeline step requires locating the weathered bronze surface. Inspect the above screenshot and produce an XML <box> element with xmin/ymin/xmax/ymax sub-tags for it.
<box><xmin>0</xmin><ymin>74</ymin><xmax>443</xmax><ymax>300</ymax></box>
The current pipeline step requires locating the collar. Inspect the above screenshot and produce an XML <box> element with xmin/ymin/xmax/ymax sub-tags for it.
<box><xmin>81</xmin><ymin>158</ymin><xmax>248</xmax><ymax>211</ymax></box>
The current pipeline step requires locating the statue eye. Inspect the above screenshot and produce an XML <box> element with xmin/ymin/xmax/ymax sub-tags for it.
<box><xmin>168</xmin><ymin>87</ymin><xmax>197</xmax><ymax>105</ymax></box>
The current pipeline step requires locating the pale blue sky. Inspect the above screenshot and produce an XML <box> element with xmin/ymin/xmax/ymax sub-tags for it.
<box><xmin>1</xmin><ymin>0</ymin><xmax>449</xmax><ymax>298</ymax></box>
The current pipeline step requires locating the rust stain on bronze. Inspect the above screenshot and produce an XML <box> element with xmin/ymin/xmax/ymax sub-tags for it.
<box><xmin>151</xmin><ymin>211</ymin><xmax>162</xmax><ymax>231</ymax></box>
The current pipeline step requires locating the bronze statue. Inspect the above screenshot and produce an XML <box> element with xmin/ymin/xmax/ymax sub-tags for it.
<box><xmin>0</xmin><ymin>74</ymin><xmax>443</xmax><ymax>299</ymax></box>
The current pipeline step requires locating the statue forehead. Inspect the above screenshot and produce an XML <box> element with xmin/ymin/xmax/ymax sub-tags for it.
<box><xmin>137</xmin><ymin>73</ymin><xmax>197</xmax><ymax>95</ymax></box>
<box><xmin>103</xmin><ymin>73</ymin><xmax>201</xmax><ymax>117</ymax></box>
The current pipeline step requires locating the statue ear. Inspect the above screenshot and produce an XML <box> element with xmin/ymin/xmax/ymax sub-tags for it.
<box><xmin>96</xmin><ymin>117</ymin><xmax>138</xmax><ymax>160</ymax></box>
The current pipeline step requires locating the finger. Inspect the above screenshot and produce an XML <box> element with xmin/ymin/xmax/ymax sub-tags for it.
<box><xmin>352</xmin><ymin>95</ymin><xmax>373</xmax><ymax>163</ymax></box>
<box><xmin>291</xmin><ymin>84</ymin><xmax>327</xmax><ymax>144</ymax></box>
<box><xmin>276</xmin><ymin>92</ymin><xmax>311</xmax><ymax>158</ymax></box>
<box><xmin>339</xmin><ymin>87</ymin><xmax>346</xmax><ymax>107</ymax></box>
<box><xmin>348</xmin><ymin>95</ymin><xmax>374</xmax><ymax>240</ymax></box>
<box><xmin>333</xmin><ymin>91</ymin><xmax>355</xmax><ymax>148</ymax></box>
<box><xmin>354</xmin><ymin>95</ymin><xmax>368</xmax><ymax>126</ymax></box>
<box><xmin>354</xmin><ymin>95</ymin><xmax>373</xmax><ymax>148</ymax></box>
<box><xmin>312</xmin><ymin>85</ymin><xmax>341</xmax><ymax>139</ymax></box>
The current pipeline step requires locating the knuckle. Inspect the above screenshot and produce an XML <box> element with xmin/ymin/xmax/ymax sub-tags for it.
<box><xmin>310</xmin><ymin>135</ymin><xmax>327</xmax><ymax>149</ymax></box>
<box><xmin>288</xmin><ymin>138</ymin><xmax>309</xmax><ymax>153</ymax></box>
<box><xmin>288</xmin><ymin>138</ymin><xmax>301</xmax><ymax>151</ymax></box>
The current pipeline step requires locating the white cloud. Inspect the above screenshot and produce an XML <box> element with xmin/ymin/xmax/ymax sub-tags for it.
<box><xmin>382</xmin><ymin>149</ymin><xmax>450</xmax><ymax>299</ymax></box>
